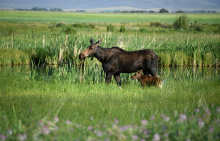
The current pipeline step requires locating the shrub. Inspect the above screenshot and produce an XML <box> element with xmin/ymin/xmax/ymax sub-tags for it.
<box><xmin>150</xmin><ymin>21</ymin><xmax>163</xmax><ymax>27</ymax></box>
<box><xmin>174</xmin><ymin>15</ymin><xmax>189</xmax><ymax>30</ymax></box>
<box><xmin>56</xmin><ymin>22</ymin><xmax>66</xmax><ymax>28</ymax></box>
<box><xmin>193</xmin><ymin>24</ymin><xmax>203</xmax><ymax>32</ymax></box>
<box><xmin>62</xmin><ymin>25</ymin><xmax>77</xmax><ymax>35</ymax></box>
<box><xmin>139</xmin><ymin>28</ymin><xmax>148</xmax><ymax>32</ymax></box>
<box><xmin>119</xmin><ymin>25</ymin><xmax>126</xmax><ymax>32</ymax></box>
<box><xmin>107</xmin><ymin>24</ymin><xmax>115</xmax><ymax>32</ymax></box>
<box><xmin>192</xmin><ymin>21</ymin><xmax>203</xmax><ymax>32</ymax></box>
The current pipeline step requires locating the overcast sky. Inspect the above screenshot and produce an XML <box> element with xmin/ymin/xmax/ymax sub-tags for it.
<box><xmin>0</xmin><ymin>0</ymin><xmax>220</xmax><ymax>11</ymax></box>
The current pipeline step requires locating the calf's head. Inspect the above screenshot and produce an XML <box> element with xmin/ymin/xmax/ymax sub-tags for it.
<box><xmin>79</xmin><ymin>39</ymin><xmax>102</xmax><ymax>60</ymax></box>
<box><xmin>131</xmin><ymin>70</ymin><xmax>143</xmax><ymax>80</ymax></box>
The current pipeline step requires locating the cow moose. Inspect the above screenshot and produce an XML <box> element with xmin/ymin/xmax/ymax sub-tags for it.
<box><xmin>79</xmin><ymin>39</ymin><xmax>158</xmax><ymax>86</ymax></box>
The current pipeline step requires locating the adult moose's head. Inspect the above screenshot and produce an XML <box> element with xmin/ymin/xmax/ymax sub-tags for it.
<box><xmin>79</xmin><ymin>39</ymin><xmax>102</xmax><ymax>60</ymax></box>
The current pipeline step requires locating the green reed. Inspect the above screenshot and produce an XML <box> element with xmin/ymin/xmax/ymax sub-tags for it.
<box><xmin>0</xmin><ymin>21</ymin><xmax>219</xmax><ymax>67</ymax></box>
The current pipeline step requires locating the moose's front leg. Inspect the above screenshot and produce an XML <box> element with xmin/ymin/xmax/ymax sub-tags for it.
<box><xmin>105</xmin><ymin>73</ymin><xmax>112</xmax><ymax>84</ymax></box>
<box><xmin>114</xmin><ymin>73</ymin><xmax>121</xmax><ymax>87</ymax></box>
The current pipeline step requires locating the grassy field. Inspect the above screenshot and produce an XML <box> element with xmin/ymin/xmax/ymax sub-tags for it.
<box><xmin>0</xmin><ymin>66</ymin><xmax>220</xmax><ymax>140</ymax></box>
<box><xmin>1</xmin><ymin>10</ymin><xmax>220</xmax><ymax>24</ymax></box>
<box><xmin>0</xmin><ymin>11</ymin><xmax>220</xmax><ymax>140</ymax></box>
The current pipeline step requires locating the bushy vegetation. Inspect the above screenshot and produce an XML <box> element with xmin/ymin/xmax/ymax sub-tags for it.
<box><xmin>107</xmin><ymin>24</ymin><xmax>115</xmax><ymax>32</ymax></box>
<box><xmin>0</xmin><ymin>49</ymin><xmax>30</xmax><ymax>66</ymax></box>
<box><xmin>174</xmin><ymin>15</ymin><xmax>189</xmax><ymax>30</ymax></box>
<box><xmin>119</xmin><ymin>25</ymin><xmax>126</xmax><ymax>32</ymax></box>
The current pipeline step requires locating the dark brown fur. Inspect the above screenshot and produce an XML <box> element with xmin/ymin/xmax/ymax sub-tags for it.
<box><xmin>131</xmin><ymin>70</ymin><xmax>162</xmax><ymax>88</ymax></box>
<box><xmin>79</xmin><ymin>39</ymin><xmax>158</xmax><ymax>86</ymax></box>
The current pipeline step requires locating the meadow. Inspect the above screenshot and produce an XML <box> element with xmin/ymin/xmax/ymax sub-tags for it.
<box><xmin>0</xmin><ymin>65</ymin><xmax>219</xmax><ymax>140</ymax></box>
<box><xmin>0</xmin><ymin>11</ymin><xmax>220</xmax><ymax>140</ymax></box>
<box><xmin>1</xmin><ymin>11</ymin><xmax>220</xmax><ymax>24</ymax></box>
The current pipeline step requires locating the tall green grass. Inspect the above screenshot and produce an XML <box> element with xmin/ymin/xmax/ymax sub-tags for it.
<box><xmin>0</xmin><ymin>24</ymin><xmax>219</xmax><ymax>67</ymax></box>
<box><xmin>0</xmin><ymin>66</ymin><xmax>219</xmax><ymax>140</ymax></box>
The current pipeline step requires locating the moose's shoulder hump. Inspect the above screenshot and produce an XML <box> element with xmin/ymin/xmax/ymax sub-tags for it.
<box><xmin>110</xmin><ymin>47</ymin><xmax>126</xmax><ymax>52</ymax></box>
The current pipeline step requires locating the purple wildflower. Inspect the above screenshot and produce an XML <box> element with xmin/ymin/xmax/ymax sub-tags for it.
<box><xmin>38</xmin><ymin>120</ymin><xmax>44</xmax><ymax>126</ymax></box>
<box><xmin>42</xmin><ymin>126</ymin><xmax>51</xmax><ymax>135</ymax></box>
<box><xmin>150</xmin><ymin>115</ymin><xmax>155</xmax><ymax>120</ymax></box>
<box><xmin>54</xmin><ymin>116</ymin><xmax>59</xmax><ymax>123</ymax></box>
<box><xmin>141</xmin><ymin>119</ymin><xmax>148</xmax><ymax>125</ymax></box>
<box><xmin>102</xmin><ymin>124</ymin><xmax>106</xmax><ymax>128</ymax></box>
<box><xmin>153</xmin><ymin>134</ymin><xmax>160</xmax><ymax>141</ymax></box>
<box><xmin>161</xmin><ymin>114</ymin><xmax>170</xmax><ymax>122</ymax></box>
<box><xmin>217</xmin><ymin>107</ymin><xmax>220</xmax><ymax>112</ymax></box>
<box><xmin>0</xmin><ymin>135</ymin><xmax>6</xmax><ymax>141</ymax></box>
<box><xmin>146</xmin><ymin>134</ymin><xmax>149</xmax><ymax>138</ymax></box>
<box><xmin>114</xmin><ymin>119</ymin><xmax>119</xmax><ymax>124</ymax></box>
<box><xmin>54</xmin><ymin>126</ymin><xmax>59</xmax><ymax>130</ymax></box>
<box><xmin>88</xmin><ymin>126</ymin><xmax>93</xmax><ymax>130</ymax></box>
<box><xmin>144</xmin><ymin>129</ymin><xmax>149</xmax><ymax>135</ymax></box>
<box><xmin>132</xmin><ymin>135</ymin><xmax>138</xmax><ymax>140</ymax></box>
<box><xmin>179</xmin><ymin>114</ymin><xmax>187</xmax><ymax>122</ymax></box>
<box><xmin>120</xmin><ymin>125</ymin><xmax>131</xmax><ymax>132</ymax></box>
<box><xmin>66</xmin><ymin>120</ymin><xmax>72</xmax><ymax>125</ymax></box>
<box><xmin>198</xmin><ymin>121</ymin><xmax>205</xmax><ymax>128</ymax></box>
<box><xmin>96</xmin><ymin>131</ymin><xmax>103</xmax><ymax>137</ymax></box>
<box><xmin>47</xmin><ymin>121</ymin><xmax>52</xmax><ymax>126</ymax></box>
<box><xmin>195</xmin><ymin>108</ymin><xmax>200</xmax><ymax>112</ymax></box>
<box><xmin>205</xmin><ymin>110</ymin><xmax>211</xmax><ymax>115</ymax></box>
<box><xmin>164</xmin><ymin>133</ymin><xmax>168</xmax><ymax>137</ymax></box>
<box><xmin>209</xmin><ymin>126</ymin><xmax>214</xmax><ymax>133</ymax></box>
<box><xmin>17</xmin><ymin>134</ymin><xmax>27</xmax><ymax>141</ymax></box>
<box><xmin>165</xmin><ymin>116</ymin><xmax>170</xmax><ymax>121</ymax></box>
<box><xmin>75</xmin><ymin>124</ymin><xmax>79</xmax><ymax>128</ymax></box>
<box><xmin>163</xmin><ymin>125</ymin><xmax>167</xmax><ymax>130</ymax></box>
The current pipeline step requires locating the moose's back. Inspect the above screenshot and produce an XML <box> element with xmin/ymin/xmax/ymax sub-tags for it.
<box><xmin>104</xmin><ymin>48</ymin><xmax>158</xmax><ymax>73</ymax></box>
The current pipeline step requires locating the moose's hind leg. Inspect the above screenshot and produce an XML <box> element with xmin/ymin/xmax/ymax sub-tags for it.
<box><xmin>105</xmin><ymin>73</ymin><xmax>113</xmax><ymax>84</ymax></box>
<box><xmin>143</xmin><ymin>68</ymin><xmax>158</xmax><ymax>77</ymax></box>
<box><xmin>150</xmin><ymin>69</ymin><xmax>158</xmax><ymax>77</ymax></box>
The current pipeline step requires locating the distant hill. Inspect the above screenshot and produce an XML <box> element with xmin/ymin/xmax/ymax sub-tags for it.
<box><xmin>0</xmin><ymin>0</ymin><xmax>219</xmax><ymax>12</ymax></box>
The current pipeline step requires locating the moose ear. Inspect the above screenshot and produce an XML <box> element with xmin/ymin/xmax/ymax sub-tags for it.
<box><xmin>95</xmin><ymin>39</ymin><xmax>102</xmax><ymax>45</ymax></box>
<box><xmin>90</xmin><ymin>39</ymin><xmax>94</xmax><ymax>44</ymax></box>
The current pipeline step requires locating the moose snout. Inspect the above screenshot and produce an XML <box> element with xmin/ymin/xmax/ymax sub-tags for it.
<box><xmin>79</xmin><ymin>53</ymin><xmax>85</xmax><ymax>60</ymax></box>
<box><xmin>131</xmin><ymin>76</ymin><xmax>134</xmax><ymax>80</ymax></box>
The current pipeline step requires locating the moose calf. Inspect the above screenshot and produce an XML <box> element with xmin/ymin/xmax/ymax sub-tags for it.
<box><xmin>131</xmin><ymin>70</ymin><xmax>162</xmax><ymax>88</ymax></box>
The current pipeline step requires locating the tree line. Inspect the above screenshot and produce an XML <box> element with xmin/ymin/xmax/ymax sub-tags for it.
<box><xmin>15</xmin><ymin>7</ymin><xmax>63</xmax><ymax>11</ymax></box>
<box><xmin>14</xmin><ymin>7</ymin><xmax>217</xmax><ymax>13</ymax></box>
<box><xmin>114</xmin><ymin>8</ymin><xmax>217</xmax><ymax>13</ymax></box>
